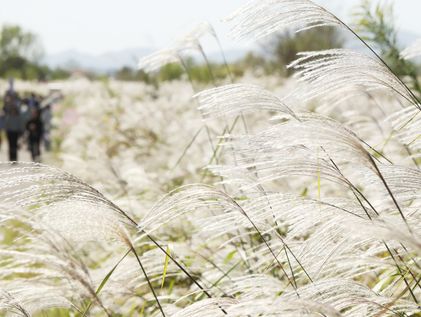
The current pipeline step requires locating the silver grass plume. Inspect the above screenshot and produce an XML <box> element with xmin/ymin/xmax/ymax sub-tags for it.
<box><xmin>0</xmin><ymin>163</ymin><xmax>135</xmax><ymax>244</ymax></box>
<box><xmin>213</xmin><ymin>113</ymin><xmax>377</xmax><ymax>175</ymax></box>
<box><xmin>387</xmin><ymin>107</ymin><xmax>421</xmax><ymax>156</ymax></box>
<box><xmin>0</xmin><ymin>284</ymin><xmax>74</xmax><ymax>315</ymax></box>
<box><xmin>194</xmin><ymin>83</ymin><xmax>297</xmax><ymax>120</ymax></box>
<box><xmin>0</xmin><ymin>291</ymin><xmax>31</xmax><ymax>317</ymax></box>
<box><xmin>288</xmin><ymin>49</ymin><xmax>419</xmax><ymax>107</ymax></box>
<box><xmin>138</xmin><ymin>184</ymin><xmax>247</xmax><ymax>235</ymax></box>
<box><xmin>225</xmin><ymin>0</ymin><xmax>421</xmax><ymax>109</ymax></box>
<box><xmin>0</xmin><ymin>163</ymin><xmax>171</xmax><ymax>315</ymax></box>
<box><xmin>171</xmin><ymin>298</ymin><xmax>237</xmax><ymax>317</ymax></box>
<box><xmin>224</xmin><ymin>0</ymin><xmax>342</xmax><ymax>41</ymax></box>
<box><xmin>138</xmin><ymin>48</ymin><xmax>180</xmax><ymax>73</ymax></box>
<box><xmin>138</xmin><ymin>22</ymin><xmax>216</xmax><ymax>73</ymax></box>
<box><xmin>401</xmin><ymin>39</ymin><xmax>421</xmax><ymax>60</ymax></box>
<box><xmin>175</xmin><ymin>21</ymin><xmax>216</xmax><ymax>51</ymax></box>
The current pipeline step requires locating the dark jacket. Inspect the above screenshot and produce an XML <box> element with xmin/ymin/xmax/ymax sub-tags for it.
<box><xmin>3</xmin><ymin>91</ymin><xmax>23</xmax><ymax>132</ymax></box>
<box><xmin>26</xmin><ymin>117</ymin><xmax>44</xmax><ymax>141</ymax></box>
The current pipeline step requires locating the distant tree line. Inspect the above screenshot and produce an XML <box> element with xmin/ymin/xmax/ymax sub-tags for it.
<box><xmin>3</xmin><ymin>0</ymin><xmax>419</xmax><ymax>85</ymax></box>
<box><xmin>114</xmin><ymin>58</ymin><xmax>244</xmax><ymax>85</ymax></box>
<box><xmin>114</xmin><ymin>27</ymin><xmax>345</xmax><ymax>84</ymax></box>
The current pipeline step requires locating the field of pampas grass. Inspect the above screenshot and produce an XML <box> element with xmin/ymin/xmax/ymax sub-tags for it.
<box><xmin>0</xmin><ymin>0</ymin><xmax>420</xmax><ymax>316</ymax></box>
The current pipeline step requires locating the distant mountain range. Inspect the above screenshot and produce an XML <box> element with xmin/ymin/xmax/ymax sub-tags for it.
<box><xmin>43</xmin><ymin>47</ymin><xmax>247</xmax><ymax>74</ymax></box>
<box><xmin>44</xmin><ymin>47</ymin><xmax>153</xmax><ymax>73</ymax></box>
<box><xmin>43</xmin><ymin>30</ymin><xmax>420</xmax><ymax>74</ymax></box>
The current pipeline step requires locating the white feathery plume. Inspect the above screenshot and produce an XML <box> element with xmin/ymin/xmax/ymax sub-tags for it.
<box><xmin>288</xmin><ymin>49</ymin><xmax>419</xmax><ymax>107</ymax></box>
<box><xmin>280</xmin><ymin>279</ymin><xmax>420</xmax><ymax>316</ymax></box>
<box><xmin>0</xmin><ymin>229</ymin><xmax>110</xmax><ymax>309</ymax></box>
<box><xmin>0</xmin><ymin>291</ymin><xmax>31</xmax><ymax>317</ymax></box>
<box><xmin>0</xmin><ymin>163</ymin><xmax>135</xmax><ymax>244</ymax></box>
<box><xmin>138</xmin><ymin>22</ymin><xmax>217</xmax><ymax>72</ymax></box>
<box><xmin>365</xmin><ymin>164</ymin><xmax>421</xmax><ymax>201</ymax></box>
<box><xmin>171</xmin><ymin>298</ymin><xmax>237</xmax><ymax>317</ymax></box>
<box><xmin>224</xmin><ymin>0</ymin><xmax>343</xmax><ymax>41</ymax></box>
<box><xmin>222</xmin><ymin>274</ymin><xmax>283</xmax><ymax>299</ymax></box>
<box><xmin>209</xmin><ymin>113</ymin><xmax>377</xmax><ymax>191</ymax></box>
<box><xmin>138</xmin><ymin>184</ymin><xmax>246</xmax><ymax>235</ymax></box>
<box><xmin>387</xmin><ymin>107</ymin><xmax>421</xmax><ymax>155</ymax></box>
<box><xmin>136</xmin><ymin>183</ymin><xmax>407</xmax><ymax>299</ymax></box>
<box><xmin>175</xmin><ymin>21</ymin><xmax>217</xmax><ymax>52</ymax></box>
<box><xmin>138</xmin><ymin>48</ymin><xmax>180</xmax><ymax>73</ymax></box>
<box><xmin>210</xmin><ymin>277</ymin><xmax>418</xmax><ymax>316</ymax></box>
<box><xmin>194</xmin><ymin>83</ymin><xmax>297</xmax><ymax>119</ymax></box>
<box><xmin>225</xmin><ymin>0</ymin><xmax>421</xmax><ymax>110</ymax></box>
<box><xmin>228</xmin><ymin>298</ymin><xmax>342</xmax><ymax>317</ymax></box>
<box><xmin>401</xmin><ymin>39</ymin><xmax>421</xmax><ymax>60</ymax></box>
<box><xmin>209</xmin><ymin>146</ymin><xmax>348</xmax><ymax>191</ymax></box>
<box><xmin>186</xmin><ymin>21</ymin><xmax>216</xmax><ymax>39</ymax></box>
<box><xmin>0</xmin><ymin>286</ymin><xmax>72</xmax><ymax>316</ymax></box>
<box><xmin>349</xmin><ymin>214</ymin><xmax>421</xmax><ymax>254</ymax></box>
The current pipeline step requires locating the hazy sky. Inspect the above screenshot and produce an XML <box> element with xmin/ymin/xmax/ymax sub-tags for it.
<box><xmin>0</xmin><ymin>0</ymin><xmax>419</xmax><ymax>55</ymax></box>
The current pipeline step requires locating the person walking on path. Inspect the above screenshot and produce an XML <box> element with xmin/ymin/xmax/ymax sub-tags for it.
<box><xmin>40</xmin><ymin>104</ymin><xmax>52</xmax><ymax>151</ymax></box>
<box><xmin>26</xmin><ymin>108</ymin><xmax>43</xmax><ymax>162</ymax></box>
<box><xmin>0</xmin><ymin>107</ymin><xmax>4</xmax><ymax>150</ymax></box>
<box><xmin>3</xmin><ymin>78</ymin><xmax>23</xmax><ymax>161</ymax></box>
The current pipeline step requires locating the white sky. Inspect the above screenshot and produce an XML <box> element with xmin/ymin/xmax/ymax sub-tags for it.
<box><xmin>0</xmin><ymin>0</ymin><xmax>419</xmax><ymax>54</ymax></box>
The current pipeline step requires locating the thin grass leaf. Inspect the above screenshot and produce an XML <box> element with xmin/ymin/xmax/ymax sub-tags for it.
<box><xmin>161</xmin><ymin>245</ymin><xmax>171</xmax><ymax>289</ymax></box>
<box><xmin>81</xmin><ymin>249</ymin><xmax>131</xmax><ymax>317</ymax></box>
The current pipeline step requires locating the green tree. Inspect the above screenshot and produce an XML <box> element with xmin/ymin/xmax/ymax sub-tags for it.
<box><xmin>0</xmin><ymin>24</ymin><xmax>43</xmax><ymax>63</ymax></box>
<box><xmin>0</xmin><ymin>24</ymin><xmax>69</xmax><ymax>80</ymax></box>
<box><xmin>353</xmin><ymin>0</ymin><xmax>421</xmax><ymax>94</ymax></box>
<box><xmin>0</xmin><ymin>25</ymin><xmax>45</xmax><ymax>79</ymax></box>
<box><xmin>267</xmin><ymin>27</ymin><xmax>344</xmax><ymax>76</ymax></box>
<box><xmin>115</xmin><ymin>66</ymin><xmax>152</xmax><ymax>83</ymax></box>
<box><xmin>158</xmin><ymin>63</ymin><xmax>184</xmax><ymax>81</ymax></box>
<box><xmin>236</xmin><ymin>52</ymin><xmax>268</xmax><ymax>76</ymax></box>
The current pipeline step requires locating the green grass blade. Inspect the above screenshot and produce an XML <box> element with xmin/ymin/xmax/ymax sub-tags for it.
<box><xmin>161</xmin><ymin>245</ymin><xmax>170</xmax><ymax>289</ymax></box>
<box><xmin>317</xmin><ymin>148</ymin><xmax>321</xmax><ymax>200</ymax></box>
<box><xmin>81</xmin><ymin>249</ymin><xmax>131</xmax><ymax>317</ymax></box>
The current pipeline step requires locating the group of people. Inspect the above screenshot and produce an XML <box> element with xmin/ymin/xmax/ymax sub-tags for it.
<box><xmin>0</xmin><ymin>78</ymin><xmax>53</xmax><ymax>162</ymax></box>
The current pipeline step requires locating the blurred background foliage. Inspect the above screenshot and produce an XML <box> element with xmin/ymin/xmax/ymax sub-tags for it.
<box><xmin>263</xmin><ymin>27</ymin><xmax>345</xmax><ymax>76</ymax></box>
<box><xmin>0</xmin><ymin>24</ymin><xmax>70</xmax><ymax>80</ymax></box>
<box><xmin>0</xmin><ymin>0</ymin><xmax>420</xmax><ymax>86</ymax></box>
